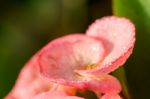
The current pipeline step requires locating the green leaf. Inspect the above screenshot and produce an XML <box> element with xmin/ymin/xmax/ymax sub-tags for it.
<box><xmin>113</xmin><ymin>0</ymin><xmax>150</xmax><ymax>99</ymax></box>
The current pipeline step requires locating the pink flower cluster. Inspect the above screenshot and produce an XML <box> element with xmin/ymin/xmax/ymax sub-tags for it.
<box><xmin>5</xmin><ymin>16</ymin><xmax>135</xmax><ymax>99</ymax></box>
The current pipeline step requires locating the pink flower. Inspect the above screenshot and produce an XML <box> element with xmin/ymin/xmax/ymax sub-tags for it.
<box><xmin>5</xmin><ymin>16</ymin><xmax>135</xmax><ymax>99</ymax></box>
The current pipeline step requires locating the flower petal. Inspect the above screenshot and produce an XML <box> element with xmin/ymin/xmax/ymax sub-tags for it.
<box><xmin>5</xmin><ymin>57</ymin><xmax>52</xmax><ymax>99</ymax></box>
<box><xmin>38</xmin><ymin>34</ymin><xmax>105</xmax><ymax>82</ymax></box>
<box><xmin>86</xmin><ymin>16</ymin><xmax>135</xmax><ymax>73</ymax></box>
<box><xmin>65</xmin><ymin>73</ymin><xmax>121</xmax><ymax>95</ymax></box>
<box><xmin>32</xmin><ymin>91</ymin><xmax>84</xmax><ymax>99</ymax></box>
<box><xmin>101</xmin><ymin>94</ymin><xmax>122</xmax><ymax>99</ymax></box>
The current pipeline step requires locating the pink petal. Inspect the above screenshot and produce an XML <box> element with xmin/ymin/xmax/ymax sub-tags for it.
<box><xmin>64</xmin><ymin>73</ymin><xmax>121</xmax><ymax>95</ymax></box>
<box><xmin>32</xmin><ymin>91</ymin><xmax>84</xmax><ymax>99</ymax></box>
<box><xmin>86</xmin><ymin>16</ymin><xmax>135</xmax><ymax>73</ymax></box>
<box><xmin>38</xmin><ymin>34</ymin><xmax>105</xmax><ymax>82</ymax></box>
<box><xmin>101</xmin><ymin>94</ymin><xmax>121</xmax><ymax>99</ymax></box>
<box><xmin>5</xmin><ymin>56</ymin><xmax>52</xmax><ymax>99</ymax></box>
<box><xmin>85</xmin><ymin>74</ymin><xmax>121</xmax><ymax>94</ymax></box>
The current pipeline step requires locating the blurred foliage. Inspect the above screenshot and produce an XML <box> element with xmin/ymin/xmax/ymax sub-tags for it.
<box><xmin>0</xmin><ymin>0</ymin><xmax>111</xmax><ymax>98</ymax></box>
<box><xmin>113</xmin><ymin>0</ymin><xmax>150</xmax><ymax>99</ymax></box>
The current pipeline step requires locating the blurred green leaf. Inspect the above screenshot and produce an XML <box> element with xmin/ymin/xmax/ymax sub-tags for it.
<box><xmin>60</xmin><ymin>0</ymin><xmax>88</xmax><ymax>34</ymax></box>
<box><xmin>113</xmin><ymin>0</ymin><xmax>150</xmax><ymax>99</ymax></box>
<box><xmin>0</xmin><ymin>24</ymin><xmax>36</xmax><ymax>98</ymax></box>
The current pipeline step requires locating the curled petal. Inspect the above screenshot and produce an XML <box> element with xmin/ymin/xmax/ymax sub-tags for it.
<box><xmin>85</xmin><ymin>74</ymin><xmax>121</xmax><ymax>94</ymax></box>
<box><xmin>86</xmin><ymin>16</ymin><xmax>135</xmax><ymax>73</ymax></box>
<box><xmin>38</xmin><ymin>34</ymin><xmax>105</xmax><ymax>82</ymax></box>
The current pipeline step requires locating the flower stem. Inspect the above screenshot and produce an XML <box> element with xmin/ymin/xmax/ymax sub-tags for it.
<box><xmin>112</xmin><ymin>66</ymin><xmax>131</xmax><ymax>99</ymax></box>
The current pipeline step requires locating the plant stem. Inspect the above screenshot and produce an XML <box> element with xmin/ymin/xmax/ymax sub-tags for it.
<box><xmin>112</xmin><ymin>66</ymin><xmax>131</xmax><ymax>99</ymax></box>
